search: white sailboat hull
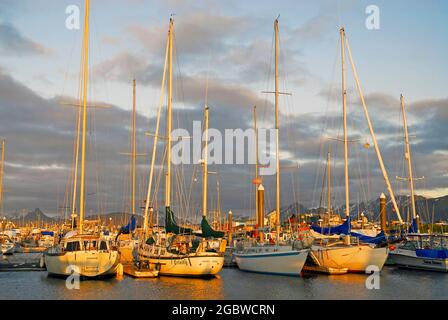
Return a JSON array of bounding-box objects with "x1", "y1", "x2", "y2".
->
[
  {"x1": 45, "y1": 251, "x2": 121, "y2": 278},
  {"x1": 388, "y1": 249, "x2": 448, "y2": 272},
  {"x1": 38, "y1": 238, "x2": 55, "y2": 249},
  {"x1": 310, "y1": 245, "x2": 388, "y2": 273},
  {"x1": 233, "y1": 247, "x2": 309, "y2": 276},
  {"x1": 140, "y1": 252, "x2": 224, "y2": 277},
  {"x1": 1, "y1": 243, "x2": 15, "y2": 255}
]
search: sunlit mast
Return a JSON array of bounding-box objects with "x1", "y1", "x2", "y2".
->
[
  {"x1": 400, "y1": 94, "x2": 418, "y2": 229},
  {"x1": 142, "y1": 23, "x2": 170, "y2": 237},
  {"x1": 342, "y1": 28, "x2": 404, "y2": 224},
  {"x1": 274, "y1": 18, "x2": 281, "y2": 244},
  {"x1": 202, "y1": 106, "x2": 209, "y2": 219},
  {"x1": 340, "y1": 28, "x2": 350, "y2": 218},
  {"x1": 0, "y1": 140, "x2": 5, "y2": 215},
  {"x1": 70, "y1": 106, "x2": 81, "y2": 229},
  {"x1": 327, "y1": 150, "x2": 331, "y2": 215},
  {"x1": 131, "y1": 79, "x2": 137, "y2": 216},
  {"x1": 166, "y1": 18, "x2": 174, "y2": 211},
  {"x1": 253, "y1": 105, "x2": 259, "y2": 230},
  {"x1": 78, "y1": 0, "x2": 90, "y2": 234}
]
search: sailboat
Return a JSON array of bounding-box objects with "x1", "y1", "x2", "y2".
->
[
  {"x1": 388, "y1": 96, "x2": 448, "y2": 272},
  {"x1": 200, "y1": 106, "x2": 226, "y2": 239},
  {"x1": 306, "y1": 152, "x2": 386, "y2": 274},
  {"x1": 0, "y1": 139, "x2": 16, "y2": 256},
  {"x1": 233, "y1": 18, "x2": 310, "y2": 277},
  {"x1": 138, "y1": 18, "x2": 226, "y2": 278},
  {"x1": 116, "y1": 79, "x2": 140, "y2": 264},
  {"x1": 44, "y1": 0, "x2": 121, "y2": 278},
  {"x1": 305, "y1": 28, "x2": 391, "y2": 274},
  {"x1": 0, "y1": 139, "x2": 4, "y2": 218}
]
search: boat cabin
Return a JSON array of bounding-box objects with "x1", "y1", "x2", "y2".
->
[
  {"x1": 405, "y1": 233, "x2": 448, "y2": 250},
  {"x1": 62, "y1": 235, "x2": 110, "y2": 252}
]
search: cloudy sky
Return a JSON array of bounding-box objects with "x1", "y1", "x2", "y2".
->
[{"x1": 0, "y1": 0, "x2": 447, "y2": 221}]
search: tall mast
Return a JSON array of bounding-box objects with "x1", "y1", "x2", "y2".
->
[
  {"x1": 70, "y1": 4, "x2": 88, "y2": 230},
  {"x1": 202, "y1": 106, "x2": 209, "y2": 218},
  {"x1": 253, "y1": 105, "x2": 259, "y2": 225},
  {"x1": 131, "y1": 79, "x2": 137, "y2": 215},
  {"x1": 274, "y1": 18, "x2": 281, "y2": 243},
  {"x1": 400, "y1": 95, "x2": 417, "y2": 221},
  {"x1": 344, "y1": 33, "x2": 403, "y2": 224},
  {"x1": 71, "y1": 107, "x2": 81, "y2": 229},
  {"x1": 340, "y1": 27, "x2": 350, "y2": 218},
  {"x1": 165, "y1": 18, "x2": 173, "y2": 208},
  {"x1": 327, "y1": 151, "x2": 331, "y2": 215},
  {"x1": 0, "y1": 140, "x2": 5, "y2": 215},
  {"x1": 216, "y1": 179, "x2": 221, "y2": 228},
  {"x1": 78, "y1": 0, "x2": 90, "y2": 234},
  {"x1": 143, "y1": 34, "x2": 169, "y2": 237}
]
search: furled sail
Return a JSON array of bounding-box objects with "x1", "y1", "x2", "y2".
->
[
  {"x1": 311, "y1": 216, "x2": 351, "y2": 235},
  {"x1": 350, "y1": 229, "x2": 387, "y2": 244},
  {"x1": 115, "y1": 215, "x2": 137, "y2": 239},
  {"x1": 200, "y1": 216, "x2": 225, "y2": 238},
  {"x1": 165, "y1": 207, "x2": 193, "y2": 234},
  {"x1": 408, "y1": 218, "x2": 419, "y2": 233},
  {"x1": 119, "y1": 215, "x2": 137, "y2": 234}
]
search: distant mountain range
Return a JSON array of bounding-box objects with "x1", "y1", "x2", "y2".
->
[
  {"x1": 7, "y1": 209, "x2": 145, "y2": 226},
  {"x1": 9, "y1": 208, "x2": 55, "y2": 224},
  {"x1": 5, "y1": 194, "x2": 448, "y2": 226},
  {"x1": 294, "y1": 194, "x2": 448, "y2": 223}
]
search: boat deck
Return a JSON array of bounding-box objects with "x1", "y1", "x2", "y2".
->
[
  {"x1": 123, "y1": 265, "x2": 159, "y2": 278},
  {"x1": 1, "y1": 253, "x2": 45, "y2": 272},
  {"x1": 302, "y1": 264, "x2": 348, "y2": 275}
]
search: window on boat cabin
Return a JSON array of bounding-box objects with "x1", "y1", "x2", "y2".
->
[
  {"x1": 65, "y1": 241, "x2": 81, "y2": 252},
  {"x1": 83, "y1": 240, "x2": 98, "y2": 250},
  {"x1": 99, "y1": 241, "x2": 108, "y2": 251},
  {"x1": 401, "y1": 241, "x2": 417, "y2": 250}
]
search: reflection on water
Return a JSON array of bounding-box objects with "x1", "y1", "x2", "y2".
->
[
  {"x1": 1, "y1": 254, "x2": 447, "y2": 300},
  {"x1": 156, "y1": 275, "x2": 225, "y2": 300}
]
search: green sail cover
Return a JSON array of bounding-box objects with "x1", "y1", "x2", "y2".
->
[
  {"x1": 165, "y1": 207, "x2": 193, "y2": 234},
  {"x1": 201, "y1": 216, "x2": 225, "y2": 238}
]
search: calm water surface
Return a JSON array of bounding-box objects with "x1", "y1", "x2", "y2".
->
[{"x1": 1, "y1": 253, "x2": 447, "y2": 300}]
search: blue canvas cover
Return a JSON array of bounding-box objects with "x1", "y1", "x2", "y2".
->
[
  {"x1": 120, "y1": 215, "x2": 137, "y2": 234},
  {"x1": 311, "y1": 216, "x2": 351, "y2": 235},
  {"x1": 408, "y1": 218, "x2": 419, "y2": 233},
  {"x1": 350, "y1": 230, "x2": 387, "y2": 244},
  {"x1": 415, "y1": 249, "x2": 448, "y2": 259}
]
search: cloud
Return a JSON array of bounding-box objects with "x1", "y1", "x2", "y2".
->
[
  {"x1": 92, "y1": 51, "x2": 276, "y2": 114},
  {"x1": 101, "y1": 36, "x2": 120, "y2": 46},
  {"x1": 128, "y1": 13, "x2": 248, "y2": 57},
  {"x1": 292, "y1": 14, "x2": 338, "y2": 43},
  {"x1": 92, "y1": 52, "x2": 151, "y2": 83},
  {"x1": 120, "y1": 12, "x2": 313, "y2": 86},
  {"x1": 0, "y1": 65, "x2": 446, "y2": 218},
  {"x1": 0, "y1": 23, "x2": 52, "y2": 56}
]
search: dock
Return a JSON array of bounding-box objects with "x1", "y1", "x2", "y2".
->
[
  {"x1": 16, "y1": 247, "x2": 47, "y2": 253},
  {"x1": 224, "y1": 248, "x2": 237, "y2": 268},
  {"x1": 1, "y1": 252, "x2": 45, "y2": 272},
  {"x1": 123, "y1": 263, "x2": 159, "y2": 278},
  {"x1": 0, "y1": 262, "x2": 45, "y2": 272},
  {"x1": 302, "y1": 264, "x2": 348, "y2": 275}
]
